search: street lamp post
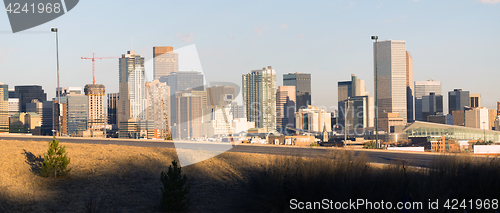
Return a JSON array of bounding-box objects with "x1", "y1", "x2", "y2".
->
[
  {"x1": 371, "y1": 35, "x2": 379, "y2": 148},
  {"x1": 51, "y1": 28, "x2": 61, "y2": 137}
]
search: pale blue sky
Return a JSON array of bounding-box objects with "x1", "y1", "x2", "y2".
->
[{"x1": 1, "y1": 0, "x2": 499, "y2": 112}]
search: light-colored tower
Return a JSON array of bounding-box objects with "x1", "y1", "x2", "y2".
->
[
  {"x1": 84, "y1": 84, "x2": 106, "y2": 135},
  {"x1": 374, "y1": 40, "x2": 408, "y2": 123},
  {"x1": 153, "y1": 46, "x2": 178, "y2": 80},
  {"x1": 470, "y1": 93, "x2": 481, "y2": 108},
  {"x1": 0, "y1": 85, "x2": 8, "y2": 133},
  {"x1": 242, "y1": 66, "x2": 276, "y2": 132},
  {"x1": 118, "y1": 50, "x2": 146, "y2": 138},
  {"x1": 276, "y1": 86, "x2": 296, "y2": 133},
  {"x1": 146, "y1": 79, "x2": 170, "y2": 138},
  {"x1": 406, "y1": 51, "x2": 414, "y2": 122}
]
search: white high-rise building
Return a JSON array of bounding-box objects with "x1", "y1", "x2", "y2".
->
[
  {"x1": 374, "y1": 40, "x2": 408, "y2": 123},
  {"x1": 118, "y1": 50, "x2": 147, "y2": 138},
  {"x1": 242, "y1": 66, "x2": 276, "y2": 132}
]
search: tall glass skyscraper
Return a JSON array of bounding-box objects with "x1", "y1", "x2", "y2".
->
[
  {"x1": 66, "y1": 94, "x2": 88, "y2": 136},
  {"x1": 414, "y1": 80, "x2": 442, "y2": 121},
  {"x1": 283, "y1": 73, "x2": 311, "y2": 111},
  {"x1": 448, "y1": 89, "x2": 470, "y2": 115},
  {"x1": 118, "y1": 50, "x2": 146, "y2": 138},
  {"x1": 242, "y1": 66, "x2": 276, "y2": 132},
  {"x1": 374, "y1": 40, "x2": 408, "y2": 123}
]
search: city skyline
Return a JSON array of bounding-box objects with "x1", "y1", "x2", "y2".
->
[{"x1": 1, "y1": 0, "x2": 499, "y2": 112}]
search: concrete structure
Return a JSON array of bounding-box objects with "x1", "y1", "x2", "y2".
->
[
  {"x1": 338, "y1": 74, "x2": 374, "y2": 130},
  {"x1": 84, "y1": 84, "x2": 106, "y2": 135},
  {"x1": 242, "y1": 66, "x2": 276, "y2": 133},
  {"x1": 283, "y1": 73, "x2": 311, "y2": 111},
  {"x1": 489, "y1": 109, "x2": 497, "y2": 131},
  {"x1": 26, "y1": 100, "x2": 54, "y2": 135},
  {"x1": 421, "y1": 92, "x2": 443, "y2": 121},
  {"x1": 230, "y1": 103, "x2": 245, "y2": 119},
  {"x1": 495, "y1": 116, "x2": 500, "y2": 131},
  {"x1": 14, "y1": 85, "x2": 47, "y2": 112},
  {"x1": 174, "y1": 90, "x2": 206, "y2": 139},
  {"x1": 470, "y1": 93, "x2": 481, "y2": 108},
  {"x1": 426, "y1": 114, "x2": 450, "y2": 125},
  {"x1": 9, "y1": 112, "x2": 28, "y2": 133},
  {"x1": 232, "y1": 118, "x2": 255, "y2": 135},
  {"x1": 374, "y1": 40, "x2": 408, "y2": 123},
  {"x1": 146, "y1": 79, "x2": 170, "y2": 138},
  {"x1": 379, "y1": 112, "x2": 404, "y2": 133},
  {"x1": 474, "y1": 145, "x2": 500, "y2": 155},
  {"x1": 207, "y1": 85, "x2": 235, "y2": 108},
  {"x1": 295, "y1": 106, "x2": 331, "y2": 133},
  {"x1": 0, "y1": 86, "x2": 8, "y2": 133},
  {"x1": 276, "y1": 86, "x2": 296, "y2": 134},
  {"x1": 464, "y1": 107, "x2": 489, "y2": 130},
  {"x1": 160, "y1": 71, "x2": 204, "y2": 126},
  {"x1": 448, "y1": 89, "x2": 470, "y2": 115},
  {"x1": 118, "y1": 50, "x2": 147, "y2": 138},
  {"x1": 153, "y1": 46, "x2": 178, "y2": 80},
  {"x1": 8, "y1": 98, "x2": 19, "y2": 117},
  {"x1": 66, "y1": 94, "x2": 88, "y2": 136},
  {"x1": 202, "y1": 107, "x2": 233, "y2": 138},
  {"x1": 414, "y1": 80, "x2": 441, "y2": 121},
  {"x1": 406, "y1": 51, "x2": 414, "y2": 122}
]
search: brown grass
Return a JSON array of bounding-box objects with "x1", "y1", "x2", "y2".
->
[
  {"x1": 2, "y1": 140, "x2": 499, "y2": 212},
  {"x1": 0, "y1": 140, "x2": 274, "y2": 212}
]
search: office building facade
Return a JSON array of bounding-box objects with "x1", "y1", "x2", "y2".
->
[
  {"x1": 295, "y1": 106, "x2": 331, "y2": 133},
  {"x1": 283, "y1": 73, "x2": 311, "y2": 111},
  {"x1": 84, "y1": 84, "x2": 106, "y2": 133},
  {"x1": 374, "y1": 40, "x2": 408, "y2": 123},
  {"x1": 14, "y1": 85, "x2": 47, "y2": 112},
  {"x1": 107, "y1": 93, "x2": 119, "y2": 125},
  {"x1": 276, "y1": 86, "x2": 296, "y2": 133},
  {"x1": 242, "y1": 66, "x2": 277, "y2": 132},
  {"x1": 406, "y1": 51, "x2": 414, "y2": 122},
  {"x1": 470, "y1": 94, "x2": 481, "y2": 108},
  {"x1": 0, "y1": 86, "x2": 7, "y2": 133},
  {"x1": 414, "y1": 80, "x2": 441, "y2": 121},
  {"x1": 153, "y1": 46, "x2": 178, "y2": 80},
  {"x1": 146, "y1": 79, "x2": 170, "y2": 138},
  {"x1": 118, "y1": 50, "x2": 147, "y2": 138},
  {"x1": 338, "y1": 74, "x2": 374, "y2": 129},
  {"x1": 66, "y1": 94, "x2": 88, "y2": 136},
  {"x1": 421, "y1": 92, "x2": 443, "y2": 121},
  {"x1": 448, "y1": 89, "x2": 470, "y2": 115}
]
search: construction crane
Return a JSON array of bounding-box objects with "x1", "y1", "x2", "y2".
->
[
  {"x1": 81, "y1": 53, "x2": 120, "y2": 84},
  {"x1": 161, "y1": 99, "x2": 172, "y2": 140}
]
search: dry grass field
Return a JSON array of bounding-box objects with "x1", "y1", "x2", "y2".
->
[
  {"x1": 1, "y1": 139, "x2": 500, "y2": 213},
  {"x1": 0, "y1": 140, "x2": 272, "y2": 212}
]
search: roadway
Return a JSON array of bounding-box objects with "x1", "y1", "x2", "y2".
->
[{"x1": 0, "y1": 134, "x2": 447, "y2": 168}]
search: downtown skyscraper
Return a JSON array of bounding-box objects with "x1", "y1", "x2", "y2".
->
[
  {"x1": 283, "y1": 73, "x2": 311, "y2": 111},
  {"x1": 242, "y1": 66, "x2": 276, "y2": 132},
  {"x1": 153, "y1": 46, "x2": 178, "y2": 80},
  {"x1": 374, "y1": 40, "x2": 408, "y2": 123},
  {"x1": 118, "y1": 50, "x2": 147, "y2": 138},
  {"x1": 414, "y1": 80, "x2": 442, "y2": 121}
]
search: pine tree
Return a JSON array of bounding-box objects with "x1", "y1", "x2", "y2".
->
[
  {"x1": 41, "y1": 136, "x2": 71, "y2": 178},
  {"x1": 160, "y1": 160, "x2": 190, "y2": 212}
]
